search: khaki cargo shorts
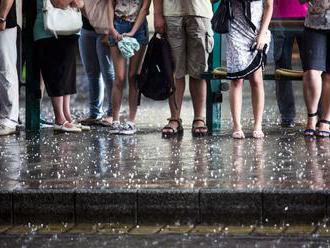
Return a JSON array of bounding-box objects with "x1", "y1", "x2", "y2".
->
[{"x1": 165, "y1": 16, "x2": 214, "y2": 80}]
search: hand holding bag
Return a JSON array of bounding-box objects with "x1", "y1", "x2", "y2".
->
[
  {"x1": 211, "y1": 0, "x2": 233, "y2": 34},
  {"x1": 83, "y1": 0, "x2": 112, "y2": 34},
  {"x1": 43, "y1": 0, "x2": 83, "y2": 38}
]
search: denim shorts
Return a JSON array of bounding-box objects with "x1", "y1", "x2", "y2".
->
[{"x1": 109, "y1": 17, "x2": 149, "y2": 46}]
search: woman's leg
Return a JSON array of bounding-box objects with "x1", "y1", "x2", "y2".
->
[
  {"x1": 229, "y1": 79, "x2": 244, "y2": 133},
  {"x1": 110, "y1": 46, "x2": 127, "y2": 122},
  {"x1": 319, "y1": 73, "x2": 330, "y2": 132},
  {"x1": 127, "y1": 45, "x2": 147, "y2": 122},
  {"x1": 63, "y1": 95, "x2": 72, "y2": 122},
  {"x1": 249, "y1": 68, "x2": 265, "y2": 133},
  {"x1": 303, "y1": 70, "x2": 323, "y2": 131},
  {"x1": 79, "y1": 29, "x2": 103, "y2": 120},
  {"x1": 51, "y1": 96, "x2": 72, "y2": 127}
]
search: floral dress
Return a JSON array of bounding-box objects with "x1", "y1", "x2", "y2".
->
[{"x1": 226, "y1": 0, "x2": 271, "y2": 79}]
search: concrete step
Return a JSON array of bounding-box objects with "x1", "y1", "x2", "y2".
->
[{"x1": 0, "y1": 188, "x2": 328, "y2": 225}]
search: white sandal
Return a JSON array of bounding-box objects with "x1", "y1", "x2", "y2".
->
[
  {"x1": 54, "y1": 121, "x2": 82, "y2": 133},
  {"x1": 252, "y1": 130, "x2": 265, "y2": 139},
  {"x1": 70, "y1": 120, "x2": 91, "y2": 131},
  {"x1": 232, "y1": 130, "x2": 245, "y2": 139}
]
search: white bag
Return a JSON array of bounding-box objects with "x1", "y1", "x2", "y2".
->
[{"x1": 43, "y1": 0, "x2": 83, "y2": 38}]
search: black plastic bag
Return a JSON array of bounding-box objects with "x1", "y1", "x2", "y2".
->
[
  {"x1": 137, "y1": 33, "x2": 175, "y2": 102},
  {"x1": 211, "y1": 0, "x2": 233, "y2": 34}
]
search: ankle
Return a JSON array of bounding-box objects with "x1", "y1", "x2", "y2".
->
[{"x1": 233, "y1": 124, "x2": 242, "y2": 132}]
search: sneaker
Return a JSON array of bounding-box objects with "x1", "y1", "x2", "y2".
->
[
  {"x1": 80, "y1": 117, "x2": 101, "y2": 126},
  {"x1": 281, "y1": 119, "x2": 295, "y2": 128},
  {"x1": 0, "y1": 125, "x2": 18, "y2": 136},
  {"x1": 119, "y1": 122, "x2": 137, "y2": 135},
  {"x1": 109, "y1": 121, "x2": 121, "y2": 134}
]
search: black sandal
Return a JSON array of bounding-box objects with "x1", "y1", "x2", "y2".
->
[
  {"x1": 192, "y1": 118, "x2": 208, "y2": 137},
  {"x1": 162, "y1": 118, "x2": 183, "y2": 138},
  {"x1": 304, "y1": 112, "x2": 318, "y2": 137},
  {"x1": 315, "y1": 120, "x2": 330, "y2": 138}
]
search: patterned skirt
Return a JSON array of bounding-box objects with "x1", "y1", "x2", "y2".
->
[{"x1": 225, "y1": 0, "x2": 271, "y2": 79}]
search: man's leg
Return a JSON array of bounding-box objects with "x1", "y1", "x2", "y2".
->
[
  {"x1": 189, "y1": 77, "x2": 207, "y2": 131},
  {"x1": 274, "y1": 31, "x2": 296, "y2": 126},
  {"x1": 186, "y1": 16, "x2": 213, "y2": 133},
  {"x1": 0, "y1": 27, "x2": 19, "y2": 132},
  {"x1": 163, "y1": 16, "x2": 186, "y2": 134}
]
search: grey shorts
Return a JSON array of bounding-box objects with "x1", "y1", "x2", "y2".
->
[
  {"x1": 301, "y1": 27, "x2": 330, "y2": 73},
  {"x1": 165, "y1": 16, "x2": 214, "y2": 80}
]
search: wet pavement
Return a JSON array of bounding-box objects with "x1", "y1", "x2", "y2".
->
[
  {"x1": 1, "y1": 234, "x2": 330, "y2": 248},
  {"x1": 3, "y1": 80, "x2": 330, "y2": 225},
  {"x1": 4, "y1": 81, "x2": 328, "y2": 191}
]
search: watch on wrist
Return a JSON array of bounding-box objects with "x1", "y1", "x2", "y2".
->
[{"x1": 0, "y1": 17, "x2": 6, "y2": 23}]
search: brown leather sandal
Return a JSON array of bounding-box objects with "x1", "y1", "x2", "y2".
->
[
  {"x1": 162, "y1": 118, "x2": 184, "y2": 139},
  {"x1": 192, "y1": 118, "x2": 208, "y2": 137}
]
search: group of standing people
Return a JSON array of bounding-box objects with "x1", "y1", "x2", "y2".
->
[{"x1": 0, "y1": 0, "x2": 330, "y2": 139}]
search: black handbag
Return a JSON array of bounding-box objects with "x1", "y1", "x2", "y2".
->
[{"x1": 211, "y1": 0, "x2": 233, "y2": 34}]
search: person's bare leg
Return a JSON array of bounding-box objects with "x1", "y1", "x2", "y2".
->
[
  {"x1": 51, "y1": 96, "x2": 74, "y2": 128},
  {"x1": 303, "y1": 69, "x2": 322, "y2": 132},
  {"x1": 189, "y1": 77, "x2": 207, "y2": 133},
  {"x1": 163, "y1": 77, "x2": 186, "y2": 134},
  {"x1": 229, "y1": 78, "x2": 244, "y2": 137},
  {"x1": 127, "y1": 45, "x2": 147, "y2": 122},
  {"x1": 63, "y1": 95, "x2": 72, "y2": 122},
  {"x1": 249, "y1": 68, "x2": 264, "y2": 138},
  {"x1": 319, "y1": 73, "x2": 330, "y2": 135},
  {"x1": 110, "y1": 46, "x2": 127, "y2": 122}
]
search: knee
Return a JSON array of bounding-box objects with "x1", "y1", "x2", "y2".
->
[
  {"x1": 128, "y1": 72, "x2": 137, "y2": 84},
  {"x1": 250, "y1": 79, "x2": 263, "y2": 89},
  {"x1": 114, "y1": 76, "x2": 125, "y2": 91},
  {"x1": 304, "y1": 70, "x2": 322, "y2": 83},
  {"x1": 231, "y1": 79, "x2": 243, "y2": 88}
]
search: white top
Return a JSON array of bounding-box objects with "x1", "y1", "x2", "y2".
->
[{"x1": 163, "y1": 0, "x2": 213, "y2": 19}]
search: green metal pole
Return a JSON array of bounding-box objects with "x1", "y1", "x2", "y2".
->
[
  {"x1": 24, "y1": 0, "x2": 40, "y2": 131},
  {"x1": 206, "y1": 1, "x2": 222, "y2": 134}
]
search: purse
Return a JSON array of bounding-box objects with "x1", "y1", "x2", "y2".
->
[
  {"x1": 43, "y1": 0, "x2": 83, "y2": 38},
  {"x1": 83, "y1": 0, "x2": 112, "y2": 34},
  {"x1": 211, "y1": 0, "x2": 233, "y2": 34}
]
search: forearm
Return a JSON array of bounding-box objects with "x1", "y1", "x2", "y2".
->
[
  {"x1": 0, "y1": 0, "x2": 14, "y2": 19},
  {"x1": 130, "y1": 0, "x2": 151, "y2": 34},
  {"x1": 153, "y1": 0, "x2": 163, "y2": 16},
  {"x1": 259, "y1": 0, "x2": 273, "y2": 35},
  {"x1": 109, "y1": 0, "x2": 115, "y2": 30}
]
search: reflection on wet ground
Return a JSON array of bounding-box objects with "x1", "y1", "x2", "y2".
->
[
  {"x1": 1, "y1": 125, "x2": 330, "y2": 191},
  {"x1": 4, "y1": 81, "x2": 329, "y2": 191}
]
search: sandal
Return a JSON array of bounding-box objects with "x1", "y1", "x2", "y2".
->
[
  {"x1": 162, "y1": 118, "x2": 183, "y2": 138},
  {"x1": 54, "y1": 121, "x2": 82, "y2": 133},
  {"x1": 315, "y1": 120, "x2": 330, "y2": 138},
  {"x1": 232, "y1": 130, "x2": 245, "y2": 139},
  {"x1": 304, "y1": 112, "x2": 318, "y2": 136},
  {"x1": 192, "y1": 118, "x2": 208, "y2": 137}
]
